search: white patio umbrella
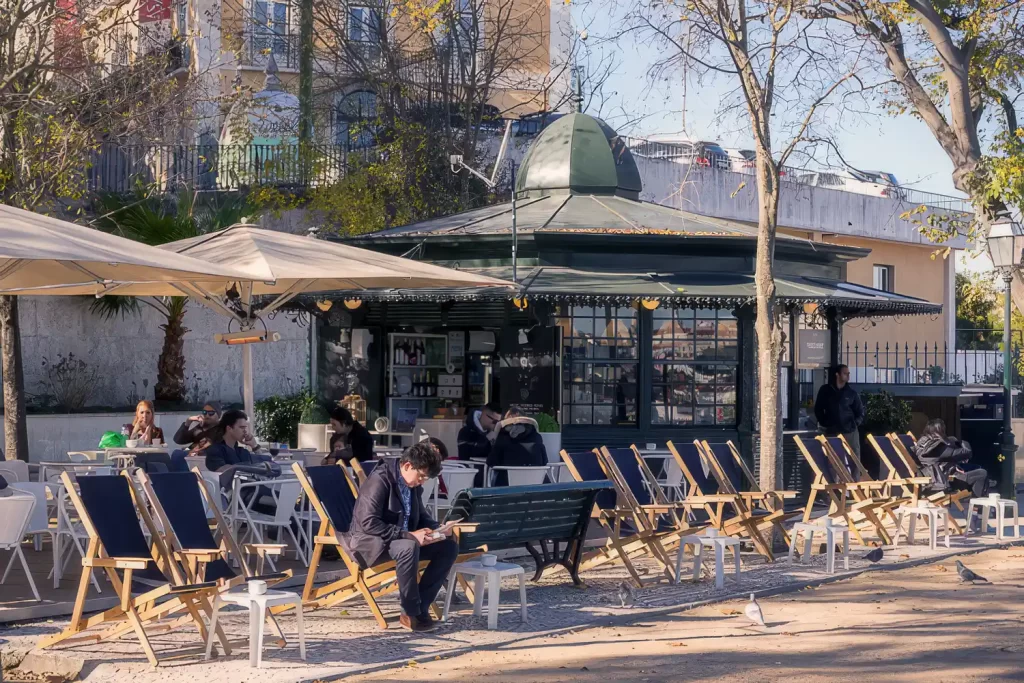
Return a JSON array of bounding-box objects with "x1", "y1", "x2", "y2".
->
[
  {"x1": 0, "y1": 204, "x2": 255, "y2": 292},
  {"x1": 15, "y1": 224, "x2": 517, "y2": 416}
]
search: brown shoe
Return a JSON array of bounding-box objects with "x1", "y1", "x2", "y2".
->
[{"x1": 399, "y1": 614, "x2": 435, "y2": 632}]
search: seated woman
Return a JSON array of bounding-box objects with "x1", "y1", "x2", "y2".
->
[
  {"x1": 915, "y1": 418, "x2": 990, "y2": 498},
  {"x1": 326, "y1": 405, "x2": 375, "y2": 464},
  {"x1": 486, "y1": 407, "x2": 548, "y2": 486},
  {"x1": 127, "y1": 400, "x2": 164, "y2": 445}
]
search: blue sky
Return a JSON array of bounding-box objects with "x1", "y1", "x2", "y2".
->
[{"x1": 574, "y1": 6, "x2": 963, "y2": 198}]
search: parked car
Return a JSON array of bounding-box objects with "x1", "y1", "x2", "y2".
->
[
  {"x1": 794, "y1": 168, "x2": 905, "y2": 199},
  {"x1": 631, "y1": 137, "x2": 730, "y2": 170}
]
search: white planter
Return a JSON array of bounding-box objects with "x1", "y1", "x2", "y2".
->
[
  {"x1": 540, "y1": 432, "x2": 562, "y2": 463},
  {"x1": 297, "y1": 423, "x2": 330, "y2": 452}
]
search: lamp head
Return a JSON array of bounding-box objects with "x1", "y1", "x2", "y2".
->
[{"x1": 986, "y1": 216, "x2": 1024, "y2": 271}]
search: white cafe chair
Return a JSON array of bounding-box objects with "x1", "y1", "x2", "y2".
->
[
  {"x1": 490, "y1": 465, "x2": 550, "y2": 487},
  {"x1": 0, "y1": 491, "x2": 42, "y2": 601},
  {"x1": 438, "y1": 466, "x2": 478, "y2": 514}
]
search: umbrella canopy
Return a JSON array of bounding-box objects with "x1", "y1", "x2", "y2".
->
[{"x1": 0, "y1": 204, "x2": 254, "y2": 294}]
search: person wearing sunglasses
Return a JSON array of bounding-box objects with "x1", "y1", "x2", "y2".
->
[{"x1": 168, "y1": 401, "x2": 222, "y2": 472}]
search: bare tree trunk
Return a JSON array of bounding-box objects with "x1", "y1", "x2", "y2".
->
[
  {"x1": 753, "y1": 157, "x2": 784, "y2": 494},
  {"x1": 0, "y1": 295, "x2": 28, "y2": 461}
]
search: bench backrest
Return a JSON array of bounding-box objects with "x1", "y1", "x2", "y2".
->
[{"x1": 443, "y1": 482, "x2": 613, "y2": 553}]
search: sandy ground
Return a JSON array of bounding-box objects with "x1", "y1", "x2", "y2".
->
[{"x1": 346, "y1": 547, "x2": 1024, "y2": 683}]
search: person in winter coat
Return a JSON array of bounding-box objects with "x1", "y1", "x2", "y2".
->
[
  {"x1": 915, "y1": 418, "x2": 990, "y2": 497},
  {"x1": 457, "y1": 403, "x2": 501, "y2": 462},
  {"x1": 487, "y1": 407, "x2": 548, "y2": 486},
  {"x1": 341, "y1": 441, "x2": 457, "y2": 632}
]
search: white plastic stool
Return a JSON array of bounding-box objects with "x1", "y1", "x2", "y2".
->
[
  {"x1": 204, "y1": 589, "x2": 305, "y2": 668},
  {"x1": 894, "y1": 503, "x2": 950, "y2": 550},
  {"x1": 788, "y1": 520, "x2": 850, "y2": 574},
  {"x1": 442, "y1": 560, "x2": 527, "y2": 630},
  {"x1": 966, "y1": 495, "x2": 1020, "y2": 540},
  {"x1": 674, "y1": 529, "x2": 742, "y2": 589}
]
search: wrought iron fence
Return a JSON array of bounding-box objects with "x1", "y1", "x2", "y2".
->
[
  {"x1": 840, "y1": 336, "x2": 1023, "y2": 386},
  {"x1": 87, "y1": 143, "x2": 351, "y2": 194}
]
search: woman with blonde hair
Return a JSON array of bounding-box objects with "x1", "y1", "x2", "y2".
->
[{"x1": 128, "y1": 400, "x2": 164, "y2": 445}]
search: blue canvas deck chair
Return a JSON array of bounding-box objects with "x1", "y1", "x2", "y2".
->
[
  {"x1": 560, "y1": 449, "x2": 671, "y2": 587},
  {"x1": 137, "y1": 470, "x2": 293, "y2": 588},
  {"x1": 697, "y1": 440, "x2": 801, "y2": 546},
  {"x1": 886, "y1": 432, "x2": 971, "y2": 520},
  {"x1": 793, "y1": 435, "x2": 892, "y2": 545},
  {"x1": 292, "y1": 462, "x2": 437, "y2": 628},
  {"x1": 350, "y1": 458, "x2": 380, "y2": 488},
  {"x1": 37, "y1": 472, "x2": 225, "y2": 667}
]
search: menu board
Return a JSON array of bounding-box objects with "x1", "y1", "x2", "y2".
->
[{"x1": 498, "y1": 327, "x2": 558, "y2": 415}]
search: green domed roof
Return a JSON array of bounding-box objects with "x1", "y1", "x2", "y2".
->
[{"x1": 514, "y1": 113, "x2": 643, "y2": 200}]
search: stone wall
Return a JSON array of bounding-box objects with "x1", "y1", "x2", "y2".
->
[{"x1": 3, "y1": 296, "x2": 310, "y2": 414}]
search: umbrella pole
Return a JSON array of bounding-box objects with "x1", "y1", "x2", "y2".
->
[{"x1": 242, "y1": 342, "x2": 255, "y2": 419}]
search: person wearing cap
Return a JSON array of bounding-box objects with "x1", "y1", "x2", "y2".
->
[{"x1": 168, "y1": 401, "x2": 222, "y2": 472}]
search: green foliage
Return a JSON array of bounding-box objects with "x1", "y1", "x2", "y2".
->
[
  {"x1": 861, "y1": 390, "x2": 913, "y2": 436},
  {"x1": 532, "y1": 412, "x2": 560, "y2": 433},
  {"x1": 956, "y1": 272, "x2": 1000, "y2": 348},
  {"x1": 307, "y1": 120, "x2": 485, "y2": 237},
  {"x1": 299, "y1": 400, "x2": 331, "y2": 424},
  {"x1": 254, "y1": 392, "x2": 317, "y2": 446}
]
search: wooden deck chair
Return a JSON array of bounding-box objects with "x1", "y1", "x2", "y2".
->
[
  {"x1": 666, "y1": 440, "x2": 776, "y2": 560},
  {"x1": 865, "y1": 434, "x2": 933, "y2": 504},
  {"x1": 350, "y1": 458, "x2": 380, "y2": 488},
  {"x1": 820, "y1": 435, "x2": 906, "y2": 525},
  {"x1": 38, "y1": 472, "x2": 225, "y2": 667},
  {"x1": 138, "y1": 470, "x2": 294, "y2": 586},
  {"x1": 597, "y1": 447, "x2": 689, "y2": 581},
  {"x1": 559, "y1": 449, "x2": 663, "y2": 587},
  {"x1": 793, "y1": 435, "x2": 892, "y2": 545},
  {"x1": 887, "y1": 432, "x2": 972, "y2": 519},
  {"x1": 697, "y1": 440, "x2": 801, "y2": 546},
  {"x1": 292, "y1": 462, "x2": 437, "y2": 628}
]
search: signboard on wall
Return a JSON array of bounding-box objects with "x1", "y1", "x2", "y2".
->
[
  {"x1": 498, "y1": 327, "x2": 558, "y2": 415},
  {"x1": 797, "y1": 329, "x2": 830, "y2": 368}
]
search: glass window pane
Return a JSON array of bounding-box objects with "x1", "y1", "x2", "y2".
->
[
  {"x1": 718, "y1": 406, "x2": 737, "y2": 424},
  {"x1": 695, "y1": 407, "x2": 715, "y2": 425},
  {"x1": 717, "y1": 319, "x2": 738, "y2": 339},
  {"x1": 717, "y1": 340, "x2": 738, "y2": 361},
  {"x1": 570, "y1": 405, "x2": 592, "y2": 425}
]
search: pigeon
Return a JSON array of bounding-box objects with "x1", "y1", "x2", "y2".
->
[
  {"x1": 618, "y1": 581, "x2": 636, "y2": 608},
  {"x1": 955, "y1": 560, "x2": 988, "y2": 583},
  {"x1": 744, "y1": 593, "x2": 766, "y2": 627},
  {"x1": 864, "y1": 547, "x2": 884, "y2": 563}
]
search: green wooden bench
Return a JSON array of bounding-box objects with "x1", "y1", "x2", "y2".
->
[{"x1": 443, "y1": 481, "x2": 613, "y2": 586}]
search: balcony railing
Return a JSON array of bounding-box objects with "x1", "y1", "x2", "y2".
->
[
  {"x1": 239, "y1": 31, "x2": 300, "y2": 70},
  {"x1": 624, "y1": 136, "x2": 974, "y2": 214},
  {"x1": 88, "y1": 143, "x2": 350, "y2": 193},
  {"x1": 840, "y1": 335, "x2": 1023, "y2": 386}
]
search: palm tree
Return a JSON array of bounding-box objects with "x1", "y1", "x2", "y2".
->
[{"x1": 91, "y1": 190, "x2": 253, "y2": 403}]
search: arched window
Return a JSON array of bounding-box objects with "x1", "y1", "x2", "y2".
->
[{"x1": 334, "y1": 90, "x2": 378, "y2": 150}]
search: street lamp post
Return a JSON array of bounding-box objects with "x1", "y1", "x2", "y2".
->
[{"x1": 986, "y1": 216, "x2": 1024, "y2": 497}]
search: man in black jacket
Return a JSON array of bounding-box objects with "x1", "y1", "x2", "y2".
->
[
  {"x1": 457, "y1": 403, "x2": 501, "y2": 462},
  {"x1": 342, "y1": 441, "x2": 457, "y2": 631},
  {"x1": 814, "y1": 364, "x2": 865, "y2": 458}
]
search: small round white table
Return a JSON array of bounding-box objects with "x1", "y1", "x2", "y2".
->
[
  {"x1": 966, "y1": 496, "x2": 1020, "y2": 540},
  {"x1": 442, "y1": 560, "x2": 527, "y2": 630},
  {"x1": 894, "y1": 503, "x2": 950, "y2": 550},
  {"x1": 204, "y1": 589, "x2": 305, "y2": 668},
  {"x1": 788, "y1": 520, "x2": 850, "y2": 574},
  {"x1": 675, "y1": 531, "x2": 742, "y2": 589}
]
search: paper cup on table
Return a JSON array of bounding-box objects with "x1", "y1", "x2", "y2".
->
[
  {"x1": 248, "y1": 579, "x2": 268, "y2": 596},
  {"x1": 480, "y1": 553, "x2": 497, "y2": 567},
  {"x1": 151, "y1": 438, "x2": 162, "y2": 447}
]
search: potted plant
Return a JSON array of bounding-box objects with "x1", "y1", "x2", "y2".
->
[
  {"x1": 297, "y1": 398, "x2": 331, "y2": 453},
  {"x1": 533, "y1": 412, "x2": 561, "y2": 463}
]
